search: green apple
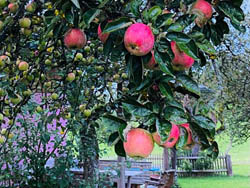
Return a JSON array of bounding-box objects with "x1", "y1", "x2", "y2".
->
[
  {"x1": 84, "y1": 109, "x2": 92, "y2": 117},
  {"x1": 10, "y1": 95, "x2": 22, "y2": 105},
  {"x1": 19, "y1": 17, "x2": 31, "y2": 28},
  {"x1": 36, "y1": 106, "x2": 43, "y2": 113},
  {"x1": 1, "y1": 128, "x2": 6, "y2": 135},
  {"x1": 121, "y1": 73, "x2": 128, "y2": 79},
  {"x1": 23, "y1": 89, "x2": 32, "y2": 96},
  {"x1": 0, "y1": 113, "x2": 3, "y2": 121},
  {"x1": 8, "y1": 132, "x2": 14, "y2": 139},
  {"x1": 0, "y1": 136, "x2": 5, "y2": 144},
  {"x1": 79, "y1": 104, "x2": 86, "y2": 112},
  {"x1": 51, "y1": 93, "x2": 59, "y2": 100},
  {"x1": 75, "y1": 53, "x2": 83, "y2": 61}
]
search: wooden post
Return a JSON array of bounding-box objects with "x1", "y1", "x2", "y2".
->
[
  {"x1": 163, "y1": 148, "x2": 169, "y2": 170},
  {"x1": 225, "y1": 155, "x2": 233, "y2": 176},
  {"x1": 118, "y1": 156, "x2": 126, "y2": 188}
]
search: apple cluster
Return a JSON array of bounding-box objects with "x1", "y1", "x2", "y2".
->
[{"x1": 123, "y1": 123, "x2": 194, "y2": 159}]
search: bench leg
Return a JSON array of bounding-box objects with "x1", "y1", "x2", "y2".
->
[{"x1": 127, "y1": 176, "x2": 131, "y2": 188}]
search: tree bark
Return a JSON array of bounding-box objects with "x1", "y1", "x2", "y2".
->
[{"x1": 80, "y1": 125, "x2": 99, "y2": 185}]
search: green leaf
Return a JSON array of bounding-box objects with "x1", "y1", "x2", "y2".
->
[
  {"x1": 103, "y1": 17, "x2": 132, "y2": 33},
  {"x1": 83, "y1": 9, "x2": 101, "y2": 26},
  {"x1": 166, "y1": 32, "x2": 191, "y2": 43},
  {"x1": 99, "y1": 115, "x2": 127, "y2": 133},
  {"x1": 108, "y1": 132, "x2": 120, "y2": 146},
  {"x1": 155, "y1": 13, "x2": 174, "y2": 28},
  {"x1": 159, "y1": 82, "x2": 173, "y2": 100},
  {"x1": 174, "y1": 14, "x2": 196, "y2": 30},
  {"x1": 122, "y1": 102, "x2": 152, "y2": 118},
  {"x1": 207, "y1": 141, "x2": 219, "y2": 159},
  {"x1": 115, "y1": 139, "x2": 126, "y2": 157},
  {"x1": 130, "y1": 0, "x2": 143, "y2": 17},
  {"x1": 177, "y1": 74, "x2": 201, "y2": 96},
  {"x1": 148, "y1": 6, "x2": 162, "y2": 22},
  {"x1": 154, "y1": 51, "x2": 173, "y2": 76},
  {"x1": 163, "y1": 106, "x2": 186, "y2": 123},
  {"x1": 189, "y1": 31, "x2": 216, "y2": 55},
  {"x1": 167, "y1": 22, "x2": 183, "y2": 32},
  {"x1": 70, "y1": 0, "x2": 80, "y2": 9},
  {"x1": 218, "y1": 2, "x2": 245, "y2": 32},
  {"x1": 156, "y1": 118, "x2": 172, "y2": 141},
  {"x1": 176, "y1": 41, "x2": 199, "y2": 60},
  {"x1": 193, "y1": 115, "x2": 216, "y2": 130}
]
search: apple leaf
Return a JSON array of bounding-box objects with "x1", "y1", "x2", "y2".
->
[
  {"x1": 193, "y1": 115, "x2": 216, "y2": 130},
  {"x1": 108, "y1": 132, "x2": 120, "y2": 146},
  {"x1": 177, "y1": 74, "x2": 201, "y2": 96},
  {"x1": 83, "y1": 9, "x2": 101, "y2": 26},
  {"x1": 115, "y1": 139, "x2": 126, "y2": 157},
  {"x1": 103, "y1": 17, "x2": 132, "y2": 33},
  {"x1": 70, "y1": 0, "x2": 80, "y2": 9}
]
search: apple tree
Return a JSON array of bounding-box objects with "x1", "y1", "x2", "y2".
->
[{"x1": 0, "y1": 0, "x2": 246, "y2": 186}]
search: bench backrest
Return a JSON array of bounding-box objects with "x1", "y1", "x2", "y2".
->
[{"x1": 99, "y1": 160, "x2": 152, "y2": 171}]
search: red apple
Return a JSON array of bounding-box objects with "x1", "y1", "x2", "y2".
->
[
  {"x1": 180, "y1": 123, "x2": 194, "y2": 149},
  {"x1": 165, "y1": 123, "x2": 180, "y2": 148},
  {"x1": 98, "y1": 23, "x2": 110, "y2": 43},
  {"x1": 170, "y1": 41, "x2": 194, "y2": 71},
  {"x1": 124, "y1": 23, "x2": 155, "y2": 56},
  {"x1": 18, "y1": 61, "x2": 29, "y2": 71},
  {"x1": 64, "y1": 28, "x2": 87, "y2": 49},
  {"x1": 124, "y1": 128, "x2": 154, "y2": 158},
  {"x1": 191, "y1": 0, "x2": 213, "y2": 27},
  {"x1": 144, "y1": 51, "x2": 159, "y2": 70},
  {"x1": 8, "y1": 3, "x2": 18, "y2": 13}
]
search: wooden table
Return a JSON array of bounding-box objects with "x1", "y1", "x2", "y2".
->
[{"x1": 100, "y1": 169, "x2": 145, "y2": 188}]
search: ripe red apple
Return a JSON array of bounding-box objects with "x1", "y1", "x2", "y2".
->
[
  {"x1": 64, "y1": 28, "x2": 87, "y2": 49},
  {"x1": 124, "y1": 23, "x2": 155, "y2": 56},
  {"x1": 165, "y1": 123, "x2": 180, "y2": 148},
  {"x1": 144, "y1": 51, "x2": 159, "y2": 70},
  {"x1": 8, "y1": 3, "x2": 18, "y2": 13},
  {"x1": 98, "y1": 23, "x2": 110, "y2": 43},
  {"x1": 152, "y1": 132, "x2": 168, "y2": 148},
  {"x1": 170, "y1": 41, "x2": 194, "y2": 71},
  {"x1": 26, "y1": 1, "x2": 36, "y2": 13},
  {"x1": 19, "y1": 17, "x2": 31, "y2": 28},
  {"x1": 180, "y1": 123, "x2": 194, "y2": 149},
  {"x1": 191, "y1": 0, "x2": 213, "y2": 27},
  {"x1": 123, "y1": 128, "x2": 154, "y2": 158},
  {"x1": 18, "y1": 61, "x2": 29, "y2": 71}
]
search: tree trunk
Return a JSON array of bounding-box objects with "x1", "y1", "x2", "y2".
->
[{"x1": 80, "y1": 125, "x2": 99, "y2": 185}]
